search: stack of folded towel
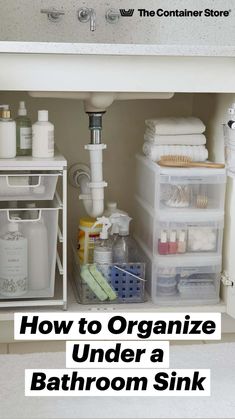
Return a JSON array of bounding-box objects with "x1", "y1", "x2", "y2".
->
[{"x1": 143, "y1": 117, "x2": 208, "y2": 161}]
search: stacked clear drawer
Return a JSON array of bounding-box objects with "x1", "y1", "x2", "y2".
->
[{"x1": 134, "y1": 155, "x2": 227, "y2": 305}]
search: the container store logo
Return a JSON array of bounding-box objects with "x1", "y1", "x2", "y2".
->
[
  {"x1": 119, "y1": 9, "x2": 232, "y2": 18},
  {"x1": 119, "y1": 9, "x2": 135, "y2": 17}
]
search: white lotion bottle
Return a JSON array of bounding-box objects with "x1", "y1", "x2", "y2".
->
[
  {"x1": 32, "y1": 110, "x2": 54, "y2": 158},
  {"x1": 0, "y1": 222, "x2": 28, "y2": 297},
  {"x1": 23, "y1": 205, "x2": 50, "y2": 291},
  {"x1": 0, "y1": 105, "x2": 16, "y2": 158}
]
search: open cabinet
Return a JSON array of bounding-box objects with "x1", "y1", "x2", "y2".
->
[{"x1": 0, "y1": 89, "x2": 235, "y2": 326}]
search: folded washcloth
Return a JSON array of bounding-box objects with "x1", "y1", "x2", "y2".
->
[
  {"x1": 144, "y1": 130, "x2": 206, "y2": 146},
  {"x1": 143, "y1": 143, "x2": 208, "y2": 162},
  {"x1": 145, "y1": 117, "x2": 206, "y2": 135}
]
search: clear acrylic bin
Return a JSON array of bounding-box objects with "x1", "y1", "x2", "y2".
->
[
  {"x1": 0, "y1": 207, "x2": 59, "y2": 299},
  {"x1": 152, "y1": 256, "x2": 221, "y2": 305},
  {"x1": 156, "y1": 216, "x2": 224, "y2": 256},
  {"x1": 0, "y1": 172, "x2": 58, "y2": 201},
  {"x1": 72, "y1": 245, "x2": 146, "y2": 304}
]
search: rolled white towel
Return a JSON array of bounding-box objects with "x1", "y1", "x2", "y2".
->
[
  {"x1": 145, "y1": 117, "x2": 206, "y2": 135},
  {"x1": 144, "y1": 131, "x2": 206, "y2": 146},
  {"x1": 142, "y1": 143, "x2": 208, "y2": 162}
]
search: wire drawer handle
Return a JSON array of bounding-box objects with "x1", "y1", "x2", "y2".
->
[
  {"x1": 7, "y1": 210, "x2": 42, "y2": 223},
  {"x1": 6, "y1": 175, "x2": 41, "y2": 188}
]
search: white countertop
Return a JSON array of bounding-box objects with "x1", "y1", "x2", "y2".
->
[{"x1": 0, "y1": 41, "x2": 235, "y2": 57}]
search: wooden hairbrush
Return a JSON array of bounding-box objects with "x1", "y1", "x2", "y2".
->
[{"x1": 158, "y1": 155, "x2": 225, "y2": 169}]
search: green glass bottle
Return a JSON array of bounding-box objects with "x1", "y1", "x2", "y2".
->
[{"x1": 16, "y1": 101, "x2": 32, "y2": 156}]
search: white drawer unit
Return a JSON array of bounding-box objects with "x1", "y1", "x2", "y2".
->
[
  {"x1": 0, "y1": 152, "x2": 67, "y2": 310},
  {"x1": 135, "y1": 154, "x2": 226, "y2": 307}
]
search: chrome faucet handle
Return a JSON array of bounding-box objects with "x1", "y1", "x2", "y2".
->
[
  {"x1": 105, "y1": 9, "x2": 120, "y2": 24},
  {"x1": 41, "y1": 8, "x2": 65, "y2": 22},
  {"x1": 78, "y1": 7, "x2": 96, "y2": 31}
]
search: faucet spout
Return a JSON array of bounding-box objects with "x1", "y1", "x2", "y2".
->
[
  {"x1": 78, "y1": 7, "x2": 96, "y2": 32},
  {"x1": 89, "y1": 8, "x2": 96, "y2": 31}
]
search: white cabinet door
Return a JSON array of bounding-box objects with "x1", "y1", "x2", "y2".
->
[{"x1": 224, "y1": 175, "x2": 235, "y2": 319}]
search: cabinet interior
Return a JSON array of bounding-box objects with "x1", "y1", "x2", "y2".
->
[{"x1": 0, "y1": 91, "x2": 234, "y2": 310}]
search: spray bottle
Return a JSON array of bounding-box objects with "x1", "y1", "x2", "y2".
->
[
  {"x1": 93, "y1": 217, "x2": 113, "y2": 264},
  {"x1": 111, "y1": 214, "x2": 140, "y2": 263}
]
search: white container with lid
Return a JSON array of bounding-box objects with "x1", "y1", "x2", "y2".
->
[{"x1": 32, "y1": 110, "x2": 54, "y2": 158}]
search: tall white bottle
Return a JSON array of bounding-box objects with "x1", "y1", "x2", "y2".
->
[
  {"x1": 32, "y1": 110, "x2": 54, "y2": 158},
  {"x1": 0, "y1": 222, "x2": 28, "y2": 297},
  {"x1": 23, "y1": 206, "x2": 50, "y2": 290},
  {"x1": 0, "y1": 105, "x2": 16, "y2": 158}
]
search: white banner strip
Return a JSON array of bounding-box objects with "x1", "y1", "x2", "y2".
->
[
  {"x1": 14, "y1": 313, "x2": 221, "y2": 341},
  {"x1": 25, "y1": 369, "x2": 210, "y2": 397}
]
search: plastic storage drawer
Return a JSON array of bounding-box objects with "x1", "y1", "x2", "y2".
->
[
  {"x1": 135, "y1": 154, "x2": 226, "y2": 212},
  {"x1": 159, "y1": 170, "x2": 226, "y2": 211},
  {"x1": 156, "y1": 214, "x2": 224, "y2": 256},
  {"x1": 72, "y1": 245, "x2": 146, "y2": 304},
  {"x1": 0, "y1": 173, "x2": 58, "y2": 201},
  {"x1": 0, "y1": 207, "x2": 59, "y2": 299},
  {"x1": 152, "y1": 256, "x2": 221, "y2": 306}
]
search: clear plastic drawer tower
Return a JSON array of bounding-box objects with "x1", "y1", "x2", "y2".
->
[
  {"x1": 135, "y1": 155, "x2": 226, "y2": 305},
  {"x1": 0, "y1": 153, "x2": 67, "y2": 309}
]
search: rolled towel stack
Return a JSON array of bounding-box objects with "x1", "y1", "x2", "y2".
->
[{"x1": 143, "y1": 117, "x2": 208, "y2": 162}]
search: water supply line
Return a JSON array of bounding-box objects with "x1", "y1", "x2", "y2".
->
[{"x1": 74, "y1": 112, "x2": 107, "y2": 218}]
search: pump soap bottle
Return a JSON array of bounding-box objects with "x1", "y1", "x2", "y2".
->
[
  {"x1": 0, "y1": 105, "x2": 16, "y2": 158},
  {"x1": 16, "y1": 101, "x2": 32, "y2": 156}
]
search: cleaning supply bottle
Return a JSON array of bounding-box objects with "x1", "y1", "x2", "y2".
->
[
  {"x1": 0, "y1": 221, "x2": 28, "y2": 297},
  {"x1": 112, "y1": 214, "x2": 140, "y2": 263},
  {"x1": 93, "y1": 217, "x2": 113, "y2": 264},
  {"x1": 104, "y1": 202, "x2": 127, "y2": 240},
  {"x1": 104, "y1": 202, "x2": 127, "y2": 217},
  {"x1": 78, "y1": 218, "x2": 101, "y2": 264},
  {"x1": 32, "y1": 110, "x2": 54, "y2": 158},
  {"x1": 0, "y1": 105, "x2": 16, "y2": 158},
  {"x1": 15, "y1": 101, "x2": 32, "y2": 156},
  {"x1": 23, "y1": 205, "x2": 49, "y2": 290}
]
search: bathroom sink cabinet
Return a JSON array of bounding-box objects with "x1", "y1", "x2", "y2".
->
[{"x1": 0, "y1": 45, "x2": 235, "y2": 330}]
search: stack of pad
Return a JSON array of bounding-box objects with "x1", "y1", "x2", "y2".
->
[{"x1": 143, "y1": 117, "x2": 208, "y2": 161}]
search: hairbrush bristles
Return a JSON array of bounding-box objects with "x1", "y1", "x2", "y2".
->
[{"x1": 160, "y1": 155, "x2": 193, "y2": 163}]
